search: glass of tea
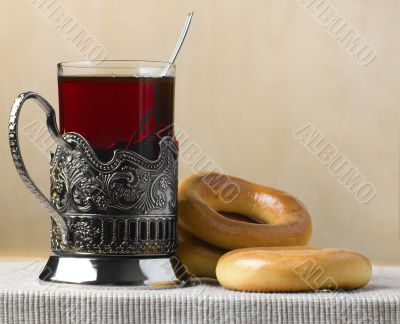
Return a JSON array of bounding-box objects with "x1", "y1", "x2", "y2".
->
[
  {"x1": 58, "y1": 60, "x2": 175, "y2": 160},
  {"x1": 9, "y1": 60, "x2": 185, "y2": 285}
]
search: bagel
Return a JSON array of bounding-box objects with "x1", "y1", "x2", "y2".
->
[
  {"x1": 177, "y1": 229, "x2": 226, "y2": 278},
  {"x1": 216, "y1": 247, "x2": 372, "y2": 292},
  {"x1": 178, "y1": 173, "x2": 312, "y2": 250}
]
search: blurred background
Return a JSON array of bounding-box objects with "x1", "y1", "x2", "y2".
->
[{"x1": 0, "y1": 0, "x2": 398, "y2": 263}]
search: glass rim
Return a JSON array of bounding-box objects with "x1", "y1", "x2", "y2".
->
[
  {"x1": 58, "y1": 60, "x2": 175, "y2": 78},
  {"x1": 58, "y1": 60, "x2": 175, "y2": 69}
]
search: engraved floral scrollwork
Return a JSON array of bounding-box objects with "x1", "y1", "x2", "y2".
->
[
  {"x1": 50, "y1": 133, "x2": 178, "y2": 215},
  {"x1": 49, "y1": 132, "x2": 178, "y2": 256},
  {"x1": 50, "y1": 219, "x2": 64, "y2": 251},
  {"x1": 70, "y1": 219, "x2": 100, "y2": 251},
  {"x1": 50, "y1": 167, "x2": 68, "y2": 212}
]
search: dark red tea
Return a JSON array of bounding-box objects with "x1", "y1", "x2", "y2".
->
[{"x1": 58, "y1": 76, "x2": 174, "y2": 161}]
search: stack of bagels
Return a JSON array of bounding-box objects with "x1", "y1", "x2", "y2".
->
[{"x1": 178, "y1": 173, "x2": 371, "y2": 292}]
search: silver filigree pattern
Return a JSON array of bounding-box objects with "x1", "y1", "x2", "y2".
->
[
  {"x1": 50, "y1": 132, "x2": 178, "y2": 256},
  {"x1": 50, "y1": 133, "x2": 178, "y2": 216}
]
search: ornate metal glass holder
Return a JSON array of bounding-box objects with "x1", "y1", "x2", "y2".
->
[{"x1": 8, "y1": 62, "x2": 187, "y2": 286}]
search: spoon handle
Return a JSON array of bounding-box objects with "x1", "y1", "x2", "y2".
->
[{"x1": 161, "y1": 10, "x2": 194, "y2": 76}]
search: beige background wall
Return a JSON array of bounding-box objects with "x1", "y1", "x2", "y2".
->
[{"x1": 0, "y1": 0, "x2": 398, "y2": 262}]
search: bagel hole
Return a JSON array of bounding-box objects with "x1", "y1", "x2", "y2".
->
[{"x1": 219, "y1": 211, "x2": 261, "y2": 224}]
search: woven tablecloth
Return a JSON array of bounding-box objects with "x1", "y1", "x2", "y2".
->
[{"x1": 0, "y1": 261, "x2": 399, "y2": 324}]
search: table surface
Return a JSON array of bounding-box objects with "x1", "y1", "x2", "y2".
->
[{"x1": 0, "y1": 261, "x2": 399, "y2": 324}]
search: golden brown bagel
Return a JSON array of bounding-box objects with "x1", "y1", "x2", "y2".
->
[
  {"x1": 178, "y1": 173, "x2": 312, "y2": 250},
  {"x1": 216, "y1": 247, "x2": 372, "y2": 292},
  {"x1": 177, "y1": 229, "x2": 226, "y2": 278}
]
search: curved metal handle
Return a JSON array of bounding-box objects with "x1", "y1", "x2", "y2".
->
[{"x1": 8, "y1": 92, "x2": 73, "y2": 245}]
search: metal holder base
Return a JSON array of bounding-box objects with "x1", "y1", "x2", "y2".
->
[{"x1": 39, "y1": 255, "x2": 189, "y2": 287}]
